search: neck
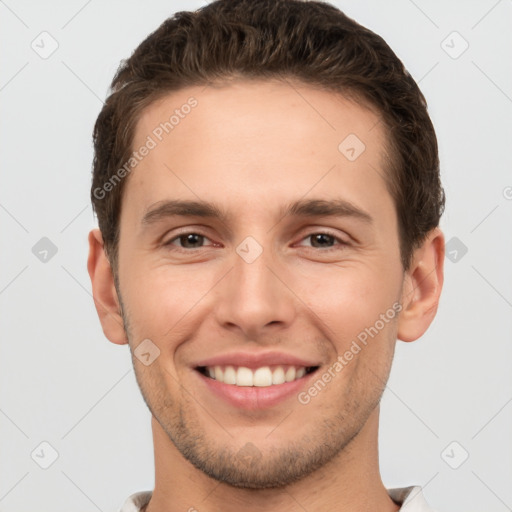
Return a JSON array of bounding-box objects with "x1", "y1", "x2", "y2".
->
[{"x1": 145, "y1": 407, "x2": 399, "y2": 512}]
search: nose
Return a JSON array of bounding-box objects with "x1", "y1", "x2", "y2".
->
[{"x1": 213, "y1": 242, "x2": 297, "y2": 341}]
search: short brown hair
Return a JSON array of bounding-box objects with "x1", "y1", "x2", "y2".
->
[{"x1": 91, "y1": 0, "x2": 445, "y2": 273}]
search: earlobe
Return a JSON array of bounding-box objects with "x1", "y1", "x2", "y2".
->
[
  {"x1": 397, "y1": 228, "x2": 445, "y2": 343},
  {"x1": 87, "y1": 228, "x2": 128, "y2": 345}
]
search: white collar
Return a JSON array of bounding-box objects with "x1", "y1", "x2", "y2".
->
[{"x1": 119, "y1": 486, "x2": 437, "y2": 511}]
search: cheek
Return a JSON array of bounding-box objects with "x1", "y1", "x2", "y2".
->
[
  {"x1": 293, "y1": 262, "x2": 400, "y2": 338},
  {"x1": 121, "y1": 263, "x2": 216, "y2": 339}
]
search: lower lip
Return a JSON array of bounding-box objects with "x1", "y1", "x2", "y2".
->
[{"x1": 195, "y1": 369, "x2": 318, "y2": 410}]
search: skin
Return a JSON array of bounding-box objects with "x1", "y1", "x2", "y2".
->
[{"x1": 88, "y1": 79, "x2": 444, "y2": 512}]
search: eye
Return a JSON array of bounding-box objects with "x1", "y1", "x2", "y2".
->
[
  {"x1": 165, "y1": 232, "x2": 214, "y2": 250},
  {"x1": 163, "y1": 230, "x2": 348, "y2": 252},
  {"x1": 297, "y1": 232, "x2": 348, "y2": 250}
]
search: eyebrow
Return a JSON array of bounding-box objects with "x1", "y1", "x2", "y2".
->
[
  {"x1": 142, "y1": 199, "x2": 230, "y2": 226},
  {"x1": 280, "y1": 198, "x2": 373, "y2": 224},
  {"x1": 141, "y1": 198, "x2": 373, "y2": 226}
]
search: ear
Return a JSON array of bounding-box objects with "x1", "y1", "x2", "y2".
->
[
  {"x1": 397, "y1": 227, "x2": 445, "y2": 342},
  {"x1": 87, "y1": 228, "x2": 128, "y2": 345}
]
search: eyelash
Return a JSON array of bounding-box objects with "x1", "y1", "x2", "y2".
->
[{"x1": 163, "y1": 230, "x2": 349, "y2": 252}]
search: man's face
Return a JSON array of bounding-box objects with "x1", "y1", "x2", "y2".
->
[{"x1": 116, "y1": 79, "x2": 405, "y2": 488}]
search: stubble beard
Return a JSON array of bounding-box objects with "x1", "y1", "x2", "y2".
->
[{"x1": 117, "y1": 288, "x2": 389, "y2": 490}]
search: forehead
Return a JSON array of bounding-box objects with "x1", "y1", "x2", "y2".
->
[
  {"x1": 125, "y1": 79, "x2": 393, "y2": 223},
  {"x1": 133, "y1": 78, "x2": 386, "y2": 156}
]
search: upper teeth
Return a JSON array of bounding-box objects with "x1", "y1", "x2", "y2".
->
[{"x1": 205, "y1": 365, "x2": 307, "y2": 387}]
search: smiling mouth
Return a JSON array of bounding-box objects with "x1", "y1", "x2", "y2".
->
[{"x1": 196, "y1": 365, "x2": 319, "y2": 387}]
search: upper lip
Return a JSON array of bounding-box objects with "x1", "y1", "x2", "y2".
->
[{"x1": 194, "y1": 351, "x2": 321, "y2": 370}]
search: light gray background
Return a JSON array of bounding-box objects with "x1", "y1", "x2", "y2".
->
[{"x1": 1, "y1": 1, "x2": 511, "y2": 511}]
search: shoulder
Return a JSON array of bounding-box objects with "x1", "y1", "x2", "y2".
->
[
  {"x1": 387, "y1": 486, "x2": 440, "y2": 511},
  {"x1": 117, "y1": 490, "x2": 153, "y2": 512}
]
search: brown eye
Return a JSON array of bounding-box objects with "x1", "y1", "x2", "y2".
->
[
  {"x1": 297, "y1": 232, "x2": 348, "y2": 250},
  {"x1": 166, "y1": 233, "x2": 213, "y2": 250},
  {"x1": 309, "y1": 233, "x2": 336, "y2": 248}
]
